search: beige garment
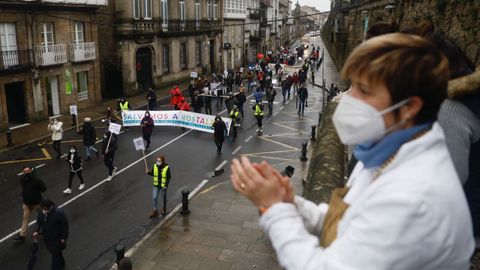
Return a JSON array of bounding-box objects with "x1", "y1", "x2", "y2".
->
[{"x1": 20, "y1": 204, "x2": 39, "y2": 236}]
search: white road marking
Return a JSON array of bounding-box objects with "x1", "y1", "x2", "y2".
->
[
  {"x1": 0, "y1": 130, "x2": 194, "y2": 244},
  {"x1": 215, "y1": 160, "x2": 228, "y2": 171},
  {"x1": 244, "y1": 135, "x2": 253, "y2": 142},
  {"x1": 232, "y1": 146, "x2": 242, "y2": 155}
]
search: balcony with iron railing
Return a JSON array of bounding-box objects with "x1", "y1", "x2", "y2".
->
[
  {"x1": 69, "y1": 42, "x2": 96, "y2": 62},
  {"x1": 116, "y1": 19, "x2": 223, "y2": 37},
  {"x1": 18, "y1": 0, "x2": 108, "y2": 5},
  {"x1": 248, "y1": 9, "x2": 262, "y2": 19},
  {"x1": 35, "y1": 44, "x2": 68, "y2": 66},
  {"x1": 0, "y1": 49, "x2": 33, "y2": 73}
]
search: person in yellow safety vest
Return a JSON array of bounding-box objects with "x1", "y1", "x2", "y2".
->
[
  {"x1": 145, "y1": 155, "x2": 171, "y2": 218},
  {"x1": 230, "y1": 105, "x2": 241, "y2": 142},
  {"x1": 118, "y1": 98, "x2": 131, "y2": 112},
  {"x1": 253, "y1": 101, "x2": 264, "y2": 134}
]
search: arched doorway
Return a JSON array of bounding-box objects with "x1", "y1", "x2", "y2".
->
[{"x1": 136, "y1": 47, "x2": 153, "y2": 91}]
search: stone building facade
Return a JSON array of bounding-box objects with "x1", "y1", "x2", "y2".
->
[
  {"x1": 114, "y1": 0, "x2": 223, "y2": 96},
  {"x1": 0, "y1": 0, "x2": 105, "y2": 131},
  {"x1": 223, "y1": 0, "x2": 247, "y2": 69},
  {"x1": 322, "y1": 0, "x2": 480, "y2": 69}
]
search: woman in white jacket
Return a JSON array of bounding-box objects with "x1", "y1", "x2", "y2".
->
[
  {"x1": 48, "y1": 118, "x2": 63, "y2": 159},
  {"x1": 231, "y1": 33, "x2": 474, "y2": 270}
]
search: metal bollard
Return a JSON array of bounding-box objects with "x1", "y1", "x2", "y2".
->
[
  {"x1": 311, "y1": 126, "x2": 316, "y2": 141},
  {"x1": 300, "y1": 143, "x2": 308, "y2": 161},
  {"x1": 6, "y1": 129, "x2": 13, "y2": 147},
  {"x1": 71, "y1": 114, "x2": 77, "y2": 126},
  {"x1": 180, "y1": 189, "x2": 190, "y2": 215},
  {"x1": 114, "y1": 245, "x2": 125, "y2": 265}
]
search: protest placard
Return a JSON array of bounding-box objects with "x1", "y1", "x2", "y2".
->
[{"x1": 108, "y1": 122, "x2": 122, "y2": 135}]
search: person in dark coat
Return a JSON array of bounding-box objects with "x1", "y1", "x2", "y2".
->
[
  {"x1": 212, "y1": 115, "x2": 227, "y2": 155},
  {"x1": 236, "y1": 87, "x2": 247, "y2": 117},
  {"x1": 266, "y1": 85, "x2": 277, "y2": 114},
  {"x1": 298, "y1": 83, "x2": 308, "y2": 116},
  {"x1": 102, "y1": 131, "x2": 118, "y2": 181},
  {"x1": 192, "y1": 91, "x2": 203, "y2": 113},
  {"x1": 14, "y1": 166, "x2": 47, "y2": 243},
  {"x1": 146, "y1": 88, "x2": 157, "y2": 110},
  {"x1": 141, "y1": 111, "x2": 154, "y2": 150},
  {"x1": 78, "y1": 118, "x2": 98, "y2": 161},
  {"x1": 63, "y1": 146, "x2": 84, "y2": 195},
  {"x1": 34, "y1": 199, "x2": 69, "y2": 270},
  {"x1": 225, "y1": 94, "x2": 235, "y2": 115}
]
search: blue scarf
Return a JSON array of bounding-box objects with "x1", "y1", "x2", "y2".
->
[{"x1": 354, "y1": 123, "x2": 431, "y2": 169}]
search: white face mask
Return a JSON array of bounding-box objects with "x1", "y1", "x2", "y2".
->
[
  {"x1": 70, "y1": 149, "x2": 75, "y2": 153},
  {"x1": 156, "y1": 161, "x2": 162, "y2": 166},
  {"x1": 42, "y1": 210, "x2": 49, "y2": 215},
  {"x1": 332, "y1": 95, "x2": 410, "y2": 145}
]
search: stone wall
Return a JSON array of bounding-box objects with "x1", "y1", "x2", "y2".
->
[
  {"x1": 322, "y1": 0, "x2": 480, "y2": 70},
  {"x1": 304, "y1": 101, "x2": 347, "y2": 204}
]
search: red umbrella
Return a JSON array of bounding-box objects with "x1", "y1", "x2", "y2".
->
[{"x1": 257, "y1": 53, "x2": 264, "y2": 59}]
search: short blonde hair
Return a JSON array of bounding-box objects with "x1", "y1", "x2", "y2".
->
[{"x1": 342, "y1": 33, "x2": 449, "y2": 123}]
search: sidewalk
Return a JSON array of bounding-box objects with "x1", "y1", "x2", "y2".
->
[
  {"x1": 128, "y1": 156, "x2": 309, "y2": 270},
  {"x1": 0, "y1": 82, "x2": 190, "y2": 153}
]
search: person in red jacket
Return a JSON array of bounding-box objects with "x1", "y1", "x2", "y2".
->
[
  {"x1": 178, "y1": 97, "x2": 191, "y2": 111},
  {"x1": 169, "y1": 83, "x2": 182, "y2": 110}
]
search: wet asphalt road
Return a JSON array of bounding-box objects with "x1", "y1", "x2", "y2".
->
[{"x1": 0, "y1": 36, "x2": 339, "y2": 270}]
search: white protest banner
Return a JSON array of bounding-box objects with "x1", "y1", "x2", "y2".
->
[
  {"x1": 69, "y1": 105, "x2": 77, "y2": 115},
  {"x1": 108, "y1": 122, "x2": 122, "y2": 135},
  {"x1": 191, "y1": 71, "x2": 198, "y2": 78},
  {"x1": 133, "y1": 137, "x2": 145, "y2": 150},
  {"x1": 122, "y1": 110, "x2": 232, "y2": 135},
  {"x1": 283, "y1": 65, "x2": 302, "y2": 74}
]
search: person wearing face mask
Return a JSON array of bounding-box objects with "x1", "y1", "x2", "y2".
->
[
  {"x1": 230, "y1": 33, "x2": 473, "y2": 269},
  {"x1": 212, "y1": 115, "x2": 227, "y2": 155},
  {"x1": 33, "y1": 199, "x2": 69, "y2": 270},
  {"x1": 48, "y1": 118, "x2": 63, "y2": 159},
  {"x1": 146, "y1": 155, "x2": 171, "y2": 217},
  {"x1": 102, "y1": 131, "x2": 118, "y2": 181},
  {"x1": 63, "y1": 146, "x2": 84, "y2": 195},
  {"x1": 14, "y1": 166, "x2": 47, "y2": 243},
  {"x1": 141, "y1": 111, "x2": 154, "y2": 150}
]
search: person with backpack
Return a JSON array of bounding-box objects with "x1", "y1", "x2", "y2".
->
[{"x1": 63, "y1": 146, "x2": 84, "y2": 195}]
